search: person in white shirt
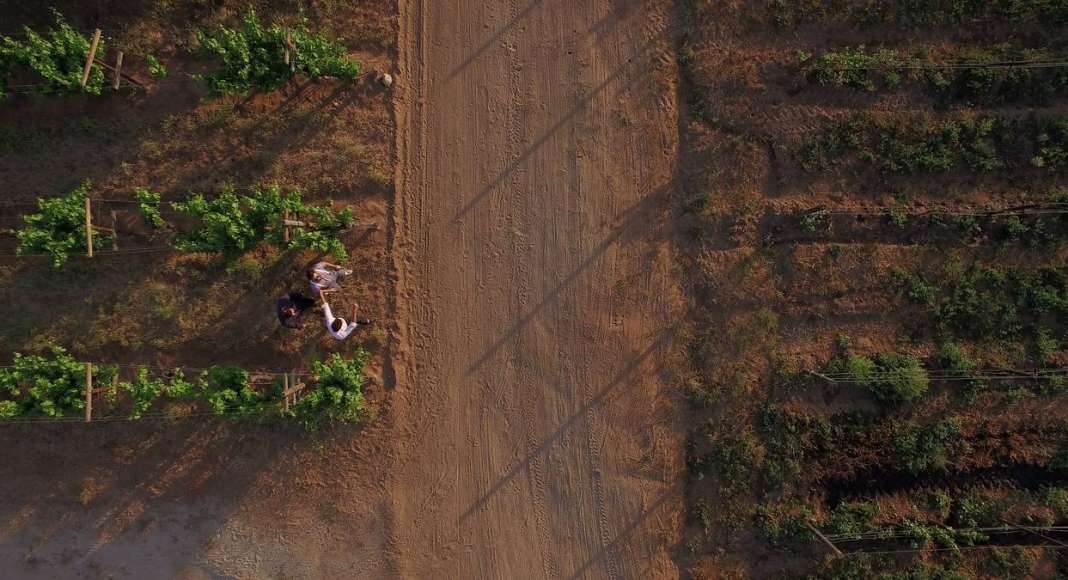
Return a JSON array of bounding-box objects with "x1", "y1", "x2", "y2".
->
[
  {"x1": 306, "y1": 261, "x2": 354, "y2": 296},
  {"x1": 321, "y1": 295, "x2": 373, "y2": 341}
]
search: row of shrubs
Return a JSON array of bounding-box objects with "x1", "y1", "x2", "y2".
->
[
  {"x1": 0, "y1": 10, "x2": 360, "y2": 98},
  {"x1": 17, "y1": 181, "x2": 353, "y2": 267},
  {"x1": 801, "y1": 44, "x2": 1068, "y2": 105},
  {"x1": 796, "y1": 201, "x2": 1068, "y2": 248},
  {"x1": 893, "y1": 265, "x2": 1068, "y2": 363},
  {"x1": 0, "y1": 346, "x2": 370, "y2": 431},
  {"x1": 799, "y1": 114, "x2": 1068, "y2": 174},
  {"x1": 759, "y1": 485, "x2": 1062, "y2": 576}
]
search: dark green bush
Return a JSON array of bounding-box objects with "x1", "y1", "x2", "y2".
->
[
  {"x1": 893, "y1": 418, "x2": 966, "y2": 474},
  {"x1": 287, "y1": 351, "x2": 370, "y2": 431}
]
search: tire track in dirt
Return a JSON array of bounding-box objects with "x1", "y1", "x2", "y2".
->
[{"x1": 390, "y1": 1, "x2": 687, "y2": 577}]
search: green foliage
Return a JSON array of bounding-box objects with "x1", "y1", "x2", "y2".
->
[
  {"x1": 823, "y1": 501, "x2": 878, "y2": 536},
  {"x1": 799, "y1": 209, "x2": 829, "y2": 232},
  {"x1": 120, "y1": 368, "x2": 166, "y2": 419},
  {"x1": 145, "y1": 54, "x2": 167, "y2": 78},
  {"x1": 759, "y1": 403, "x2": 838, "y2": 488},
  {"x1": 0, "y1": 12, "x2": 107, "y2": 97},
  {"x1": 936, "y1": 266, "x2": 1068, "y2": 348},
  {"x1": 893, "y1": 268, "x2": 936, "y2": 305},
  {"x1": 804, "y1": 45, "x2": 1068, "y2": 105},
  {"x1": 893, "y1": 418, "x2": 966, "y2": 474},
  {"x1": 1032, "y1": 118, "x2": 1068, "y2": 169},
  {"x1": 755, "y1": 502, "x2": 813, "y2": 547},
  {"x1": 288, "y1": 351, "x2": 370, "y2": 430},
  {"x1": 983, "y1": 546, "x2": 1037, "y2": 580},
  {"x1": 0, "y1": 401, "x2": 17, "y2": 418},
  {"x1": 134, "y1": 187, "x2": 166, "y2": 229},
  {"x1": 173, "y1": 185, "x2": 353, "y2": 258},
  {"x1": 954, "y1": 491, "x2": 1004, "y2": 527},
  {"x1": 197, "y1": 365, "x2": 270, "y2": 415},
  {"x1": 799, "y1": 115, "x2": 1002, "y2": 174},
  {"x1": 0, "y1": 347, "x2": 115, "y2": 417},
  {"x1": 0, "y1": 350, "x2": 369, "y2": 428},
  {"x1": 804, "y1": 46, "x2": 906, "y2": 92},
  {"x1": 708, "y1": 429, "x2": 765, "y2": 495},
  {"x1": 196, "y1": 9, "x2": 360, "y2": 96},
  {"x1": 870, "y1": 353, "x2": 930, "y2": 403},
  {"x1": 16, "y1": 181, "x2": 112, "y2": 267},
  {"x1": 900, "y1": 520, "x2": 980, "y2": 554},
  {"x1": 936, "y1": 341, "x2": 985, "y2": 396},
  {"x1": 1043, "y1": 487, "x2": 1068, "y2": 519},
  {"x1": 825, "y1": 349, "x2": 928, "y2": 403}
]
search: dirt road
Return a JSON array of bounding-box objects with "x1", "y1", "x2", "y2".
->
[{"x1": 389, "y1": 0, "x2": 685, "y2": 577}]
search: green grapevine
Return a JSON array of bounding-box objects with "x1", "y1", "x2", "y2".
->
[
  {"x1": 196, "y1": 9, "x2": 361, "y2": 96},
  {"x1": 16, "y1": 181, "x2": 112, "y2": 268},
  {"x1": 0, "y1": 12, "x2": 107, "y2": 97}
]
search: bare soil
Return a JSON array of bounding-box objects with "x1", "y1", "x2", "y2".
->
[
  {"x1": 0, "y1": 0, "x2": 690, "y2": 578},
  {"x1": 386, "y1": 0, "x2": 686, "y2": 576}
]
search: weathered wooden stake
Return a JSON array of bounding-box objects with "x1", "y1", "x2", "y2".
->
[
  {"x1": 85, "y1": 197, "x2": 94, "y2": 257},
  {"x1": 111, "y1": 210, "x2": 119, "y2": 249},
  {"x1": 80, "y1": 29, "x2": 102, "y2": 88},
  {"x1": 283, "y1": 373, "x2": 290, "y2": 411},
  {"x1": 285, "y1": 32, "x2": 295, "y2": 72},
  {"x1": 113, "y1": 51, "x2": 123, "y2": 90},
  {"x1": 84, "y1": 363, "x2": 93, "y2": 423},
  {"x1": 283, "y1": 210, "x2": 291, "y2": 243}
]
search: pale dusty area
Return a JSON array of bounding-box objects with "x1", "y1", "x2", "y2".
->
[{"x1": 388, "y1": 0, "x2": 686, "y2": 577}]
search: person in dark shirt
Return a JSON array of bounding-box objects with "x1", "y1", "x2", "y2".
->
[{"x1": 277, "y1": 292, "x2": 316, "y2": 329}]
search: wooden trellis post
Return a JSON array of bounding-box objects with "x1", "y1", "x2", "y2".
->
[
  {"x1": 283, "y1": 373, "x2": 290, "y2": 412},
  {"x1": 113, "y1": 51, "x2": 123, "y2": 90},
  {"x1": 80, "y1": 29, "x2": 102, "y2": 88},
  {"x1": 85, "y1": 197, "x2": 93, "y2": 258},
  {"x1": 84, "y1": 363, "x2": 93, "y2": 422},
  {"x1": 283, "y1": 371, "x2": 306, "y2": 410},
  {"x1": 284, "y1": 32, "x2": 296, "y2": 72},
  {"x1": 111, "y1": 210, "x2": 119, "y2": 250},
  {"x1": 283, "y1": 210, "x2": 291, "y2": 243}
]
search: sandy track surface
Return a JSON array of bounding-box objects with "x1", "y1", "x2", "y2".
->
[{"x1": 388, "y1": 0, "x2": 686, "y2": 577}]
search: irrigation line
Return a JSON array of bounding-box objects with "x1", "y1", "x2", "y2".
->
[
  {"x1": 0, "y1": 408, "x2": 272, "y2": 425},
  {"x1": 846, "y1": 543, "x2": 1068, "y2": 556},
  {"x1": 0, "y1": 363, "x2": 312, "y2": 378},
  {"x1": 827, "y1": 526, "x2": 1068, "y2": 542},
  {"x1": 816, "y1": 59, "x2": 1068, "y2": 72}
]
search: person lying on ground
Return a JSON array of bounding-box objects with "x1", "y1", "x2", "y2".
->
[
  {"x1": 307, "y1": 261, "x2": 354, "y2": 296},
  {"x1": 277, "y1": 291, "x2": 316, "y2": 329},
  {"x1": 321, "y1": 296, "x2": 373, "y2": 341}
]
